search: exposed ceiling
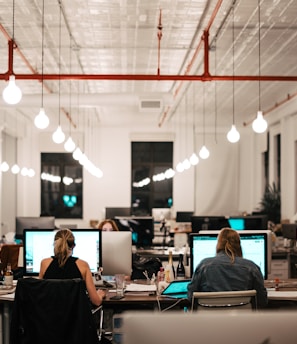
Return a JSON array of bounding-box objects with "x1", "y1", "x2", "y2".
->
[{"x1": 0, "y1": 0, "x2": 297, "y2": 137}]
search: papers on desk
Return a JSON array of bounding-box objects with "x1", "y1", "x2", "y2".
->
[
  {"x1": 125, "y1": 283, "x2": 157, "y2": 295},
  {"x1": 0, "y1": 286, "x2": 15, "y2": 295}
]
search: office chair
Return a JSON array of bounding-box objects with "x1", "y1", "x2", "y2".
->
[
  {"x1": 191, "y1": 289, "x2": 257, "y2": 312},
  {"x1": 10, "y1": 278, "x2": 103, "y2": 344}
]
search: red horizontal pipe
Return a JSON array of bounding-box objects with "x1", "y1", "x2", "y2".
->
[{"x1": 1, "y1": 73, "x2": 297, "y2": 82}]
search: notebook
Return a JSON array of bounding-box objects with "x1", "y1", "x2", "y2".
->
[{"x1": 161, "y1": 279, "x2": 191, "y2": 299}]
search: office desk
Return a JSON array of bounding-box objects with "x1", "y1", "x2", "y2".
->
[{"x1": 1, "y1": 280, "x2": 297, "y2": 344}]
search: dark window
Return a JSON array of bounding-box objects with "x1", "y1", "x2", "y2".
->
[
  {"x1": 41, "y1": 153, "x2": 83, "y2": 219},
  {"x1": 131, "y1": 142, "x2": 173, "y2": 215}
]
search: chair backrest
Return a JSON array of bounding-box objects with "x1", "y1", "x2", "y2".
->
[
  {"x1": 10, "y1": 278, "x2": 100, "y2": 344},
  {"x1": 0, "y1": 244, "x2": 23, "y2": 270},
  {"x1": 191, "y1": 289, "x2": 257, "y2": 311}
]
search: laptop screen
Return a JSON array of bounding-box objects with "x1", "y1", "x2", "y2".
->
[
  {"x1": 190, "y1": 231, "x2": 268, "y2": 279},
  {"x1": 161, "y1": 280, "x2": 191, "y2": 298},
  {"x1": 23, "y1": 229, "x2": 102, "y2": 276}
]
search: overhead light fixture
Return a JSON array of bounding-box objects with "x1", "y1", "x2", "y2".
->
[
  {"x1": 0, "y1": 161, "x2": 10, "y2": 172},
  {"x1": 35, "y1": 107, "x2": 49, "y2": 129},
  {"x1": 253, "y1": 0, "x2": 267, "y2": 134},
  {"x1": 52, "y1": 4, "x2": 65, "y2": 144},
  {"x1": 64, "y1": 37, "x2": 76, "y2": 152},
  {"x1": 2, "y1": 75, "x2": 22, "y2": 105},
  {"x1": 52, "y1": 125, "x2": 65, "y2": 144},
  {"x1": 2, "y1": 1, "x2": 22, "y2": 105},
  {"x1": 227, "y1": 3, "x2": 240, "y2": 143},
  {"x1": 199, "y1": 145, "x2": 210, "y2": 160},
  {"x1": 189, "y1": 152, "x2": 199, "y2": 166},
  {"x1": 64, "y1": 136, "x2": 76, "y2": 152},
  {"x1": 252, "y1": 110, "x2": 267, "y2": 133},
  {"x1": 199, "y1": 84, "x2": 210, "y2": 160},
  {"x1": 34, "y1": 0, "x2": 49, "y2": 129},
  {"x1": 11, "y1": 163, "x2": 20, "y2": 174}
]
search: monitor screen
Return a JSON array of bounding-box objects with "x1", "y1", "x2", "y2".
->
[
  {"x1": 190, "y1": 230, "x2": 271, "y2": 279},
  {"x1": 191, "y1": 216, "x2": 229, "y2": 233},
  {"x1": 226, "y1": 215, "x2": 268, "y2": 230},
  {"x1": 227, "y1": 217, "x2": 245, "y2": 230},
  {"x1": 152, "y1": 208, "x2": 171, "y2": 222},
  {"x1": 176, "y1": 211, "x2": 194, "y2": 223},
  {"x1": 15, "y1": 216, "x2": 55, "y2": 241},
  {"x1": 114, "y1": 216, "x2": 154, "y2": 248},
  {"x1": 101, "y1": 231, "x2": 132, "y2": 276},
  {"x1": 23, "y1": 229, "x2": 101, "y2": 276},
  {"x1": 282, "y1": 224, "x2": 297, "y2": 239},
  {"x1": 105, "y1": 207, "x2": 131, "y2": 219},
  {"x1": 243, "y1": 215, "x2": 268, "y2": 230}
]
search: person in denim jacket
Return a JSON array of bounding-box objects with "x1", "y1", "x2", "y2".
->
[{"x1": 187, "y1": 227, "x2": 268, "y2": 308}]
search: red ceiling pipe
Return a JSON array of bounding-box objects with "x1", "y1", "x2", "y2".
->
[
  {"x1": 158, "y1": 0, "x2": 224, "y2": 127},
  {"x1": 1, "y1": 73, "x2": 297, "y2": 82}
]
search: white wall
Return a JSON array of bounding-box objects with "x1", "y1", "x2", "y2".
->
[{"x1": 2, "y1": 97, "x2": 297, "y2": 234}]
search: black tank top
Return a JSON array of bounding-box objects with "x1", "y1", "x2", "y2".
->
[{"x1": 43, "y1": 256, "x2": 82, "y2": 279}]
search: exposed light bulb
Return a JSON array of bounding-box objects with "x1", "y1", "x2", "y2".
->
[
  {"x1": 72, "y1": 147, "x2": 83, "y2": 161},
  {"x1": 34, "y1": 107, "x2": 49, "y2": 129},
  {"x1": 0, "y1": 161, "x2": 9, "y2": 172},
  {"x1": 252, "y1": 110, "x2": 268, "y2": 134},
  {"x1": 182, "y1": 158, "x2": 191, "y2": 170},
  {"x1": 199, "y1": 145, "x2": 210, "y2": 159},
  {"x1": 189, "y1": 153, "x2": 199, "y2": 166},
  {"x1": 64, "y1": 136, "x2": 76, "y2": 152},
  {"x1": 2, "y1": 75, "x2": 22, "y2": 105},
  {"x1": 21, "y1": 167, "x2": 29, "y2": 176},
  {"x1": 52, "y1": 125, "x2": 65, "y2": 144},
  {"x1": 28, "y1": 168, "x2": 35, "y2": 177},
  {"x1": 227, "y1": 124, "x2": 240, "y2": 143},
  {"x1": 176, "y1": 162, "x2": 184, "y2": 173},
  {"x1": 11, "y1": 163, "x2": 20, "y2": 174},
  {"x1": 164, "y1": 168, "x2": 175, "y2": 179}
]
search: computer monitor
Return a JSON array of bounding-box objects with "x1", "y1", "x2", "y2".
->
[
  {"x1": 282, "y1": 224, "x2": 297, "y2": 239},
  {"x1": 176, "y1": 211, "x2": 194, "y2": 223},
  {"x1": 190, "y1": 230, "x2": 271, "y2": 279},
  {"x1": 114, "y1": 216, "x2": 154, "y2": 248},
  {"x1": 243, "y1": 215, "x2": 268, "y2": 230},
  {"x1": 227, "y1": 217, "x2": 245, "y2": 230},
  {"x1": 226, "y1": 215, "x2": 268, "y2": 230},
  {"x1": 23, "y1": 229, "x2": 102, "y2": 276},
  {"x1": 101, "y1": 231, "x2": 132, "y2": 276},
  {"x1": 115, "y1": 311, "x2": 297, "y2": 344},
  {"x1": 191, "y1": 216, "x2": 229, "y2": 233},
  {"x1": 105, "y1": 207, "x2": 131, "y2": 219},
  {"x1": 151, "y1": 208, "x2": 171, "y2": 222},
  {"x1": 15, "y1": 216, "x2": 55, "y2": 241}
]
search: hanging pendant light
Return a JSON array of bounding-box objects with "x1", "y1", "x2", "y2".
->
[
  {"x1": 3, "y1": 75, "x2": 22, "y2": 105},
  {"x1": 0, "y1": 161, "x2": 10, "y2": 172},
  {"x1": 227, "y1": 3, "x2": 240, "y2": 143},
  {"x1": 199, "y1": 145, "x2": 210, "y2": 160},
  {"x1": 64, "y1": 37, "x2": 76, "y2": 152},
  {"x1": 34, "y1": 0, "x2": 49, "y2": 129},
  {"x1": 52, "y1": 3, "x2": 65, "y2": 144},
  {"x1": 11, "y1": 163, "x2": 20, "y2": 174},
  {"x1": 52, "y1": 125, "x2": 65, "y2": 144},
  {"x1": 2, "y1": 1, "x2": 22, "y2": 105},
  {"x1": 199, "y1": 84, "x2": 210, "y2": 159},
  {"x1": 252, "y1": 0, "x2": 267, "y2": 134}
]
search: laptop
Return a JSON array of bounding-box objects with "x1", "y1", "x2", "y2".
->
[{"x1": 161, "y1": 279, "x2": 191, "y2": 299}]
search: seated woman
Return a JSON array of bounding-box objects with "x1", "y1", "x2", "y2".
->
[
  {"x1": 39, "y1": 228, "x2": 105, "y2": 306},
  {"x1": 97, "y1": 219, "x2": 119, "y2": 231},
  {"x1": 187, "y1": 227, "x2": 268, "y2": 308}
]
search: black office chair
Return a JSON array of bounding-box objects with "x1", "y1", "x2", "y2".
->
[{"x1": 10, "y1": 278, "x2": 103, "y2": 344}]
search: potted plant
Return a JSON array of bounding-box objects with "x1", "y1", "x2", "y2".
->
[{"x1": 259, "y1": 182, "x2": 281, "y2": 225}]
